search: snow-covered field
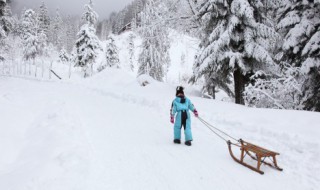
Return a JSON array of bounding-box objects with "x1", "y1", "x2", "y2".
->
[{"x1": 1, "y1": 68, "x2": 319, "y2": 190}]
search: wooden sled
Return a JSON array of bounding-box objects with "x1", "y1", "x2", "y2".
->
[{"x1": 227, "y1": 139, "x2": 283, "y2": 175}]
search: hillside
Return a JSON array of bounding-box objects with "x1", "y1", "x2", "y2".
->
[{"x1": 0, "y1": 69, "x2": 319, "y2": 190}]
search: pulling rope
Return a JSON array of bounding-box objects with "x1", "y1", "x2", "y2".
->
[{"x1": 197, "y1": 116, "x2": 239, "y2": 144}]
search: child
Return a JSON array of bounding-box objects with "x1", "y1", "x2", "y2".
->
[{"x1": 170, "y1": 86, "x2": 198, "y2": 146}]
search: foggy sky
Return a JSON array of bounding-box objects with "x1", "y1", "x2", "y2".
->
[{"x1": 11, "y1": 0, "x2": 134, "y2": 19}]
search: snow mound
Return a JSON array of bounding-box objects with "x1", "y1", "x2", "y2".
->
[{"x1": 137, "y1": 74, "x2": 156, "y2": 86}]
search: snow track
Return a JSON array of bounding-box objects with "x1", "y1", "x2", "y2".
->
[{"x1": 0, "y1": 71, "x2": 319, "y2": 190}]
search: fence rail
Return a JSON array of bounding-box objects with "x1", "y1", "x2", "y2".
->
[{"x1": 0, "y1": 60, "x2": 64, "y2": 80}]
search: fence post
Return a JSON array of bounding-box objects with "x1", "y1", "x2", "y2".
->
[
  {"x1": 24, "y1": 60, "x2": 26, "y2": 75},
  {"x1": 49, "y1": 61, "x2": 53, "y2": 79},
  {"x1": 34, "y1": 59, "x2": 37, "y2": 77},
  {"x1": 42, "y1": 59, "x2": 44, "y2": 78},
  {"x1": 29, "y1": 60, "x2": 31, "y2": 75}
]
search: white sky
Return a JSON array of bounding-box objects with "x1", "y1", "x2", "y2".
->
[{"x1": 11, "y1": 0, "x2": 134, "y2": 19}]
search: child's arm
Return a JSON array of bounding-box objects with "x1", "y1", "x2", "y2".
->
[{"x1": 188, "y1": 99, "x2": 198, "y2": 117}]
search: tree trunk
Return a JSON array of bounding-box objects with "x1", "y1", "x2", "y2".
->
[
  {"x1": 234, "y1": 69, "x2": 245, "y2": 105},
  {"x1": 212, "y1": 84, "x2": 216, "y2": 99}
]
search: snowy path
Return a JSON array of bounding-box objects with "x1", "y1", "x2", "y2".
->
[{"x1": 0, "y1": 72, "x2": 319, "y2": 190}]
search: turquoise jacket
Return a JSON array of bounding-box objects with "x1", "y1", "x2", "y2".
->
[
  {"x1": 171, "y1": 96, "x2": 195, "y2": 115},
  {"x1": 171, "y1": 96, "x2": 195, "y2": 141}
]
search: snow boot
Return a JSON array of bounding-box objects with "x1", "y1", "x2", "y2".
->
[
  {"x1": 174, "y1": 139, "x2": 181, "y2": 144},
  {"x1": 185, "y1": 141, "x2": 192, "y2": 146}
]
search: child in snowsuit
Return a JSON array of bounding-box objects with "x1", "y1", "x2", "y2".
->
[{"x1": 170, "y1": 86, "x2": 198, "y2": 146}]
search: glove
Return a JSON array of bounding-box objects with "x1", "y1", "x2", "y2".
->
[
  {"x1": 194, "y1": 109, "x2": 199, "y2": 117},
  {"x1": 170, "y1": 115, "x2": 174, "y2": 124}
]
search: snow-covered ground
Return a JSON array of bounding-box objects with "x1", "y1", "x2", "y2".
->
[{"x1": 1, "y1": 68, "x2": 319, "y2": 190}]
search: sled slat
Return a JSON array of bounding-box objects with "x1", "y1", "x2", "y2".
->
[{"x1": 228, "y1": 140, "x2": 283, "y2": 175}]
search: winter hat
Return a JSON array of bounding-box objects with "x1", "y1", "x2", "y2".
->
[{"x1": 176, "y1": 86, "x2": 184, "y2": 96}]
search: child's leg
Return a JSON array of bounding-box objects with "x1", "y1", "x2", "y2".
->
[
  {"x1": 174, "y1": 124, "x2": 181, "y2": 140},
  {"x1": 174, "y1": 113, "x2": 182, "y2": 140},
  {"x1": 184, "y1": 119, "x2": 193, "y2": 141}
]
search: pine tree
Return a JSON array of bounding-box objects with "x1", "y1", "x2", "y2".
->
[
  {"x1": 115, "y1": 11, "x2": 125, "y2": 34},
  {"x1": 50, "y1": 8, "x2": 63, "y2": 50},
  {"x1": 20, "y1": 9, "x2": 38, "y2": 61},
  {"x1": 128, "y1": 33, "x2": 135, "y2": 71},
  {"x1": 277, "y1": 0, "x2": 319, "y2": 67},
  {"x1": 37, "y1": 2, "x2": 50, "y2": 38},
  {"x1": 105, "y1": 36, "x2": 120, "y2": 68},
  {"x1": 65, "y1": 15, "x2": 77, "y2": 52},
  {"x1": 135, "y1": 0, "x2": 144, "y2": 27},
  {"x1": 75, "y1": 25, "x2": 102, "y2": 77},
  {"x1": 303, "y1": 67, "x2": 320, "y2": 111},
  {"x1": 75, "y1": 0, "x2": 102, "y2": 77},
  {"x1": 109, "y1": 12, "x2": 118, "y2": 34},
  {"x1": 38, "y1": 30, "x2": 47, "y2": 57},
  {"x1": 277, "y1": 0, "x2": 320, "y2": 111},
  {"x1": 138, "y1": 0, "x2": 170, "y2": 82},
  {"x1": 192, "y1": 0, "x2": 279, "y2": 105},
  {"x1": 59, "y1": 48, "x2": 70, "y2": 63},
  {"x1": 81, "y1": 0, "x2": 98, "y2": 27},
  {"x1": 20, "y1": 9, "x2": 47, "y2": 76},
  {"x1": 0, "y1": 0, "x2": 12, "y2": 38},
  {"x1": 99, "y1": 20, "x2": 110, "y2": 40},
  {"x1": 0, "y1": 0, "x2": 13, "y2": 61}
]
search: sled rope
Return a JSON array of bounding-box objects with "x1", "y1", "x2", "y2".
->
[{"x1": 197, "y1": 116, "x2": 239, "y2": 143}]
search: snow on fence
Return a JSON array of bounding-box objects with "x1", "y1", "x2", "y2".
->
[{"x1": 0, "y1": 60, "x2": 64, "y2": 80}]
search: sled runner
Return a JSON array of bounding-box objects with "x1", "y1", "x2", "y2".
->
[
  {"x1": 227, "y1": 139, "x2": 283, "y2": 175},
  {"x1": 197, "y1": 117, "x2": 283, "y2": 175}
]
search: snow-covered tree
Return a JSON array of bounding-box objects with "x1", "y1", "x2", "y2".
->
[
  {"x1": 0, "y1": 0, "x2": 12, "y2": 38},
  {"x1": 37, "y1": 30, "x2": 47, "y2": 57},
  {"x1": 58, "y1": 47, "x2": 73, "y2": 77},
  {"x1": 20, "y1": 9, "x2": 38, "y2": 61},
  {"x1": 105, "y1": 36, "x2": 120, "y2": 68},
  {"x1": 20, "y1": 9, "x2": 47, "y2": 59},
  {"x1": 75, "y1": 25, "x2": 102, "y2": 77},
  {"x1": 59, "y1": 48, "x2": 70, "y2": 63},
  {"x1": 114, "y1": 11, "x2": 125, "y2": 34},
  {"x1": 37, "y1": 2, "x2": 50, "y2": 37},
  {"x1": 97, "y1": 20, "x2": 110, "y2": 41},
  {"x1": 138, "y1": 0, "x2": 170, "y2": 82},
  {"x1": 20, "y1": 9, "x2": 48, "y2": 76},
  {"x1": 81, "y1": 0, "x2": 98, "y2": 27},
  {"x1": 244, "y1": 65, "x2": 304, "y2": 110},
  {"x1": 191, "y1": 0, "x2": 279, "y2": 105},
  {"x1": 302, "y1": 66, "x2": 320, "y2": 111},
  {"x1": 64, "y1": 15, "x2": 77, "y2": 52},
  {"x1": 134, "y1": 0, "x2": 145, "y2": 28},
  {"x1": 75, "y1": 0, "x2": 102, "y2": 77},
  {"x1": 128, "y1": 33, "x2": 135, "y2": 71},
  {"x1": 50, "y1": 8, "x2": 63, "y2": 50},
  {"x1": 276, "y1": 0, "x2": 319, "y2": 67},
  {"x1": 277, "y1": 0, "x2": 320, "y2": 111},
  {"x1": 0, "y1": 0, "x2": 13, "y2": 61}
]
